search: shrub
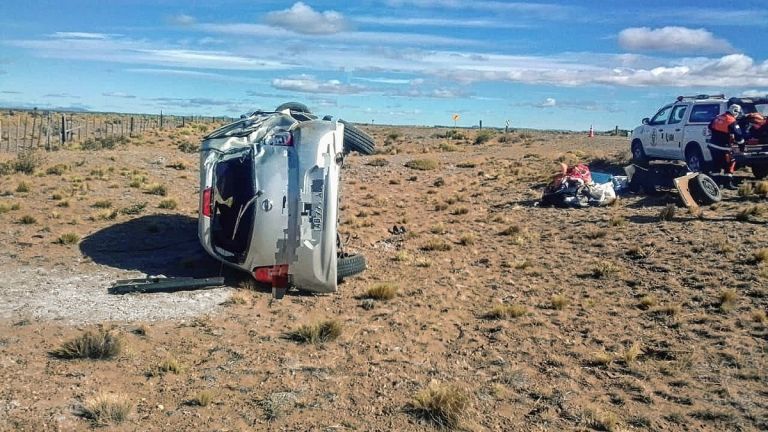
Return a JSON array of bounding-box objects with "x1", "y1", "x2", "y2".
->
[
  {"x1": 50, "y1": 330, "x2": 124, "y2": 359},
  {"x1": 364, "y1": 283, "x2": 398, "y2": 300},
  {"x1": 190, "y1": 391, "x2": 214, "y2": 407},
  {"x1": 92, "y1": 200, "x2": 112, "y2": 209},
  {"x1": 421, "y1": 239, "x2": 452, "y2": 251},
  {"x1": 120, "y1": 202, "x2": 147, "y2": 215},
  {"x1": 18, "y1": 215, "x2": 36, "y2": 224},
  {"x1": 718, "y1": 289, "x2": 738, "y2": 312},
  {"x1": 408, "y1": 383, "x2": 469, "y2": 429},
  {"x1": 80, "y1": 135, "x2": 129, "y2": 150},
  {"x1": 658, "y1": 204, "x2": 676, "y2": 221},
  {"x1": 158, "y1": 199, "x2": 178, "y2": 209},
  {"x1": 474, "y1": 130, "x2": 494, "y2": 145},
  {"x1": 178, "y1": 142, "x2": 200, "y2": 153},
  {"x1": 551, "y1": 294, "x2": 569, "y2": 310},
  {"x1": 483, "y1": 304, "x2": 527, "y2": 319},
  {"x1": 405, "y1": 159, "x2": 438, "y2": 171},
  {"x1": 15, "y1": 182, "x2": 29, "y2": 193},
  {"x1": 286, "y1": 319, "x2": 342, "y2": 344},
  {"x1": 77, "y1": 393, "x2": 132, "y2": 425},
  {"x1": 145, "y1": 183, "x2": 167, "y2": 196},
  {"x1": 366, "y1": 158, "x2": 389, "y2": 167},
  {"x1": 46, "y1": 164, "x2": 67, "y2": 175},
  {"x1": 13, "y1": 151, "x2": 42, "y2": 174},
  {"x1": 55, "y1": 233, "x2": 80, "y2": 245},
  {"x1": 149, "y1": 357, "x2": 184, "y2": 375}
]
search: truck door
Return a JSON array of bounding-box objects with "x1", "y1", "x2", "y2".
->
[
  {"x1": 661, "y1": 104, "x2": 688, "y2": 159},
  {"x1": 645, "y1": 105, "x2": 673, "y2": 157}
]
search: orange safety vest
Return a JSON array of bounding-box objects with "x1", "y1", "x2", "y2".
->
[{"x1": 710, "y1": 113, "x2": 735, "y2": 134}]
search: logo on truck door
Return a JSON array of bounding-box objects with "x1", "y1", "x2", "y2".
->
[
  {"x1": 310, "y1": 179, "x2": 324, "y2": 231},
  {"x1": 651, "y1": 129, "x2": 657, "y2": 146}
]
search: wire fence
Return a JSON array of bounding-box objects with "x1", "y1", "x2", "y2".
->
[{"x1": 0, "y1": 109, "x2": 232, "y2": 152}]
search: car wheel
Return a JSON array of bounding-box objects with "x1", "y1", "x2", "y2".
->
[
  {"x1": 689, "y1": 173, "x2": 721, "y2": 204},
  {"x1": 751, "y1": 164, "x2": 768, "y2": 179},
  {"x1": 685, "y1": 146, "x2": 705, "y2": 173},
  {"x1": 275, "y1": 102, "x2": 311, "y2": 113},
  {"x1": 631, "y1": 140, "x2": 648, "y2": 166},
  {"x1": 338, "y1": 253, "x2": 366, "y2": 281},
  {"x1": 339, "y1": 120, "x2": 375, "y2": 155}
]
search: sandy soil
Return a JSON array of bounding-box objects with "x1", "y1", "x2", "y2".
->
[{"x1": 0, "y1": 121, "x2": 766, "y2": 431}]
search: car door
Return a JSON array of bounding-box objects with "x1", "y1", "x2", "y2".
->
[
  {"x1": 661, "y1": 104, "x2": 688, "y2": 159},
  {"x1": 644, "y1": 105, "x2": 673, "y2": 157}
]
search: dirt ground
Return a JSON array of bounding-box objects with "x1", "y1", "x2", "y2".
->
[{"x1": 0, "y1": 121, "x2": 766, "y2": 431}]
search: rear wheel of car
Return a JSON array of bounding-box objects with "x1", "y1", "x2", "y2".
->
[
  {"x1": 689, "y1": 173, "x2": 721, "y2": 204},
  {"x1": 685, "y1": 146, "x2": 705, "y2": 173},
  {"x1": 631, "y1": 140, "x2": 648, "y2": 166},
  {"x1": 275, "y1": 102, "x2": 310, "y2": 113},
  {"x1": 751, "y1": 164, "x2": 768, "y2": 179},
  {"x1": 338, "y1": 253, "x2": 366, "y2": 281},
  {"x1": 339, "y1": 120, "x2": 375, "y2": 155}
]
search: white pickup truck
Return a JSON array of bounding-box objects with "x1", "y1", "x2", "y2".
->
[{"x1": 630, "y1": 94, "x2": 768, "y2": 179}]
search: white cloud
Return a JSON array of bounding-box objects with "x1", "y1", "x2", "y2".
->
[
  {"x1": 353, "y1": 15, "x2": 529, "y2": 29},
  {"x1": 618, "y1": 26, "x2": 733, "y2": 54},
  {"x1": 264, "y1": 2, "x2": 350, "y2": 35},
  {"x1": 50, "y1": 32, "x2": 113, "y2": 40},
  {"x1": 739, "y1": 89, "x2": 768, "y2": 98},
  {"x1": 169, "y1": 14, "x2": 196, "y2": 26},
  {"x1": 102, "y1": 91, "x2": 136, "y2": 98},
  {"x1": 271, "y1": 76, "x2": 366, "y2": 94},
  {"x1": 537, "y1": 97, "x2": 556, "y2": 107}
]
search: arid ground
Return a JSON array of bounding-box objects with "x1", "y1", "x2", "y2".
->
[{"x1": 0, "y1": 120, "x2": 766, "y2": 431}]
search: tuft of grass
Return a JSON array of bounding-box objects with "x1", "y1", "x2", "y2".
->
[
  {"x1": 498, "y1": 225, "x2": 521, "y2": 236},
  {"x1": 405, "y1": 159, "x2": 438, "y2": 171},
  {"x1": 286, "y1": 319, "x2": 342, "y2": 344},
  {"x1": 458, "y1": 233, "x2": 475, "y2": 245},
  {"x1": 95, "y1": 209, "x2": 118, "y2": 221},
  {"x1": 92, "y1": 200, "x2": 112, "y2": 209},
  {"x1": 56, "y1": 200, "x2": 70, "y2": 208},
  {"x1": 51, "y1": 193, "x2": 63, "y2": 200},
  {"x1": 583, "y1": 408, "x2": 619, "y2": 432},
  {"x1": 755, "y1": 181, "x2": 768, "y2": 196},
  {"x1": 15, "y1": 182, "x2": 30, "y2": 193},
  {"x1": 589, "y1": 351, "x2": 613, "y2": 367},
  {"x1": 120, "y1": 202, "x2": 147, "y2": 215},
  {"x1": 609, "y1": 215, "x2": 626, "y2": 227},
  {"x1": 12, "y1": 151, "x2": 42, "y2": 174},
  {"x1": 656, "y1": 304, "x2": 682, "y2": 316},
  {"x1": 364, "y1": 283, "x2": 399, "y2": 300},
  {"x1": 190, "y1": 390, "x2": 214, "y2": 407},
  {"x1": 753, "y1": 248, "x2": 768, "y2": 263},
  {"x1": 591, "y1": 261, "x2": 621, "y2": 278},
  {"x1": 474, "y1": 130, "x2": 495, "y2": 145},
  {"x1": 718, "y1": 289, "x2": 738, "y2": 312},
  {"x1": 165, "y1": 161, "x2": 187, "y2": 170},
  {"x1": 450, "y1": 206, "x2": 469, "y2": 215},
  {"x1": 738, "y1": 182, "x2": 754, "y2": 197},
  {"x1": 751, "y1": 309, "x2": 767, "y2": 324},
  {"x1": 366, "y1": 157, "x2": 389, "y2": 167},
  {"x1": 145, "y1": 183, "x2": 167, "y2": 196},
  {"x1": 737, "y1": 204, "x2": 766, "y2": 221},
  {"x1": 622, "y1": 342, "x2": 642, "y2": 364},
  {"x1": 45, "y1": 164, "x2": 67, "y2": 176},
  {"x1": 392, "y1": 250, "x2": 411, "y2": 262},
  {"x1": 409, "y1": 383, "x2": 469, "y2": 429},
  {"x1": 483, "y1": 304, "x2": 527, "y2": 320},
  {"x1": 17, "y1": 215, "x2": 37, "y2": 225},
  {"x1": 55, "y1": 233, "x2": 80, "y2": 245},
  {"x1": 421, "y1": 239, "x2": 452, "y2": 252},
  {"x1": 439, "y1": 142, "x2": 459, "y2": 152},
  {"x1": 50, "y1": 330, "x2": 124, "y2": 360},
  {"x1": 158, "y1": 199, "x2": 178, "y2": 210},
  {"x1": 151, "y1": 357, "x2": 184, "y2": 375},
  {"x1": 77, "y1": 393, "x2": 132, "y2": 425},
  {"x1": 551, "y1": 294, "x2": 569, "y2": 310},
  {"x1": 639, "y1": 295, "x2": 658, "y2": 309},
  {"x1": 658, "y1": 204, "x2": 676, "y2": 221}
]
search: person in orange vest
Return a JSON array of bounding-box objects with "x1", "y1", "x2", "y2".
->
[
  {"x1": 708, "y1": 104, "x2": 745, "y2": 190},
  {"x1": 746, "y1": 112, "x2": 767, "y2": 143}
]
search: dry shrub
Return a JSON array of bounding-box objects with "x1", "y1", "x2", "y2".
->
[
  {"x1": 367, "y1": 157, "x2": 389, "y2": 167},
  {"x1": 458, "y1": 233, "x2": 475, "y2": 245},
  {"x1": 609, "y1": 215, "x2": 626, "y2": 227},
  {"x1": 55, "y1": 233, "x2": 80, "y2": 245},
  {"x1": 751, "y1": 309, "x2": 767, "y2": 324},
  {"x1": 191, "y1": 390, "x2": 214, "y2": 407},
  {"x1": 392, "y1": 250, "x2": 411, "y2": 262},
  {"x1": 78, "y1": 393, "x2": 132, "y2": 425},
  {"x1": 483, "y1": 304, "x2": 527, "y2": 319},
  {"x1": 158, "y1": 199, "x2": 178, "y2": 209},
  {"x1": 658, "y1": 204, "x2": 676, "y2": 221},
  {"x1": 718, "y1": 289, "x2": 738, "y2": 312},
  {"x1": 286, "y1": 319, "x2": 342, "y2": 344},
  {"x1": 622, "y1": 342, "x2": 642, "y2": 364},
  {"x1": 738, "y1": 182, "x2": 754, "y2": 197},
  {"x1": 589, "y1": 351, "x2": 613, "y2": 367},
  {"x1": 405, "y1": 159, "x2": 438, "y2": 171},
  {"x1": 583, "y1": 407, "x2": 619, "y2": 432},
  {"x1": 591, "y1": 261, "x2": 621, "y2": 278},
  {"x1": 753, "y1": 248, "x2": 768, "y2": 263},
  {"x1": 18, "y1": 215, "x2": 36, "y2": 225},
  {"x1": 92, "y1": 200, "x2": 112, "y2": 209},
  {"x1": 638, "y1": 295, "x2": 657, "y2": 309},
  {"x1": 365, "y1": 283, "x2": 398, "y2": 300},
  {"x1": 421, "y1": 239, "x2": 452, "y2": 251},
  {"x1": 755, "y1": 181, "x2": 768, "y2": 196},
  {"x1": 551, "y1": 294, "x2": 569, "y2": 310},
  {"x1": 498, "y1": 225, "x2": 521, "y2": 236},
  {"x1": 409, "y1": 383, "x2": 469, "y2": 429},
  {"x1": 150, "y1": 357, "x2": 184, "y2": 376},
  {"x1": 145, "y1": 183, "x2": 167, "y2": 196},
  {"x1": 450, "y1": 206, "x2": 469, "y2": 215},
  {"x1": 737, "y1": 205, "x2": 766, "y2": 221},
  {"x1": 51, "y1": 330, "x2": 124, "y2": 359}
]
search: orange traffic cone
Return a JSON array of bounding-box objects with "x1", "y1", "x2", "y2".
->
[{"x1": 588, "y1": 125, "x2": 594, "y2": 138}]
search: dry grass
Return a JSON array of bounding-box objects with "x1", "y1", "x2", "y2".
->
[
  {"x1": 718, "y1": 289, "x2": 738, "y2": 312},
  {"x1": 409, "y1": 383, "x2": 469, "y2": 429},
  {"x1": 150, "y1": 357, "x2": 184, "y2": 375},
  {"x1": 158, "y1": 199, "x2": 178, "y2": 209},
  {"x1": 55, "y1": 233, "x2": 80, "y2": 245},
  {"x1": 50, "y1": 329, "x2": 124, "y2": 360},
  {"x1": 364, "y1": 283, "x2": 398, "y2": 300},
  {"x1": 583, "y1": 407, "x2": 619, "y2": 432},
  {"x1": 15, "y1": 182, "x2": 30, "y2": 193},
  {"x1": 755, "y1": 180, "x2": 768, "y2": 196},
  {"x1": 190, "y1": 390, "x2": 214, "y2": 407},
  {"x1": 551, "y1": 294, "x2": 569, "y2": 310},
  {"x1": 658, "y1": 204, "x2": 676, "y2": 221},
  {"x1": 622, "y1": 342, "x2": 642, "y2": 364},
  {"x1": 639, "y1": 295, "x2": 658, "y2": 309},
  {"x1": 405, "y1": 159, "x2": 439, "y2": 171},
  {"x1": 751, "y1": 309, "x2": 767, "y2": 324},
  {"x1": 17, "y1": 215, "x2": 37, "y2": 225},
  {"x1": 498, "y1": 225, "x2": 521, "y2": 236},
  {"x1": 145, "y1": 183, "x2": 167, "y2": 196},
  {"x1": 458, "y1": 233, "x2": 475, "y2": 245},
  {"x1": 737, "y1": 205, "x2": 767, "y2": 221},
  {"x1": 589, "y1": 351, "x2": 613, "y2": 367},
  {"x1": 591, "y1": 261, "x2": 621, "y2": 278},
  {"x1": 421, "y1": 239, "x2": 452, "y2": 251},
  {"x1": 753, "y1": 248, "x2": 768, "y2": 264},
  {"x1": 392, "y1": 250, "x2": 411, "y2": 262},
  {"x1": 450, "y1": 206, "x2": 469, "y2": 215},
  {"x1": 738, "y1": 182, "x2": 754, "y2": 197},
  {"x1": 286, "y1": 319, "x2": 342, "y2": 344},
  {"x1": 92, "y1": 200, "x2": 112, "y2": 209},
  {"x1": 78, "y1": 393, "x2": 132, "y2": 425},
  {"x1": 483, "y1": 304, "x2": 527, "y2": 319}
]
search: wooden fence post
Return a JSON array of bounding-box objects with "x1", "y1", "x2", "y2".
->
[{"x1": 60, "y1": 114, "x2": 65, "y2": 145}]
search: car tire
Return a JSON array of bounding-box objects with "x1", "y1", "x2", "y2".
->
[
  {"x1": 751, "y1": 164, "x2": 768, "y2": 179},
  {"x1": 631, "y1": 140, "x2": 648, "y2": 166},
  {"x1": 339, "y1": 120, "x2": 375, "y2": 155},
  {"x1": 689, "y1": 173, "x2": 721, "y2": 204},
  {"x1": 685, "y1": 145, "x2": 706, "y2": 173},
  {"x1": 338, "y1": 253, "x2": 366, "y2": 281},
  {"x1": 275, "y1": 102, "x2": 311, "y2": 113}
]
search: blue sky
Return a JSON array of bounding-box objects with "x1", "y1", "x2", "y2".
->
[{"x1": 1, "y1": 0, "x2": 767, "y2": 130}]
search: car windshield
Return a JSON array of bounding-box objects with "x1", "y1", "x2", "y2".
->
[{"x1": 206, "y1": 113, "x2": 297, "y2": 139}]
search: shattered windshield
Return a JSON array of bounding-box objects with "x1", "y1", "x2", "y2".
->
[{"x1": 206, "y1": 113, "x2": 298, "y2": 140}]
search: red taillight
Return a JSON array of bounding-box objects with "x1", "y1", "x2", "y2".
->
[
  {"x1": 253, "y1": 265, "x2": 289, "y2": 287},
  {"x1": 202, "y1": 187, "x2": 212, "y2": 217},
  {"x1": 267, "y1": 131, "x2": 293, "y2": 146}
]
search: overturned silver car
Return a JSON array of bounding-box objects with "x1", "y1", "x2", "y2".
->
[{"x1": 198, "y1": 103, "x2": 373, "y2": 296}]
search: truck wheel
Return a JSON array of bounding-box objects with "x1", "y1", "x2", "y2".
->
[
  {"x1": 689, "y1": 173, "x2": 721, "y2": 204},
  {"x1": 685, "y1": 146, "x2": 706, "y2": 173},
  {"x1": 275, "y1": 102, "x2": 311, "y2": 113},
  {"x1": 631, "y1": 140, "x2": 648, "y2": 166},
  {"x1": 339, "y1": 120, "x2": 375, "y2": 155},
  {"x1": 338, "y1": 253, "x2": 366, "y2": 281},
  {"x1": 751, "y1": 164, "x2": 768, "y2": 179}
]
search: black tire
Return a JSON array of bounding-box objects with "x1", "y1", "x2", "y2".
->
[
  {"x1": 275, "y1": 102, "x2": 311, "y2": 113},
  {"x1": 339, "y1": 120, "x2": 375, "y2": 155},
  {"x1": 685, "y1": 145, "x2": 706, "y2": 173},
  {"x1": 338, "y1": 253, "x2": 366, "y2": 281},
  {"x1": 689, "y1": 173, "x2": 721, "y2": 205},
  {"x1": 631, "y1": 140, "x2": 648, "y2": 166},
  {"x1": 751, "y1": 164, "x2": 768, "y2": 179}
]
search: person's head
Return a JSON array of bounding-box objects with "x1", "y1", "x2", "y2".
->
[{"x1": 728, "y1": 104, "x2": 742, "y2": 118}]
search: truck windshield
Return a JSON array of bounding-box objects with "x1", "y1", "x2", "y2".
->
[{"x1": 206, "y1": 113, "x2": 297, "y2": 139}]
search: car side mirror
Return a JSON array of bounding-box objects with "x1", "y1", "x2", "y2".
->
[{"x1": 642, "y1": 118, "x2": 649, "y2": 125}]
